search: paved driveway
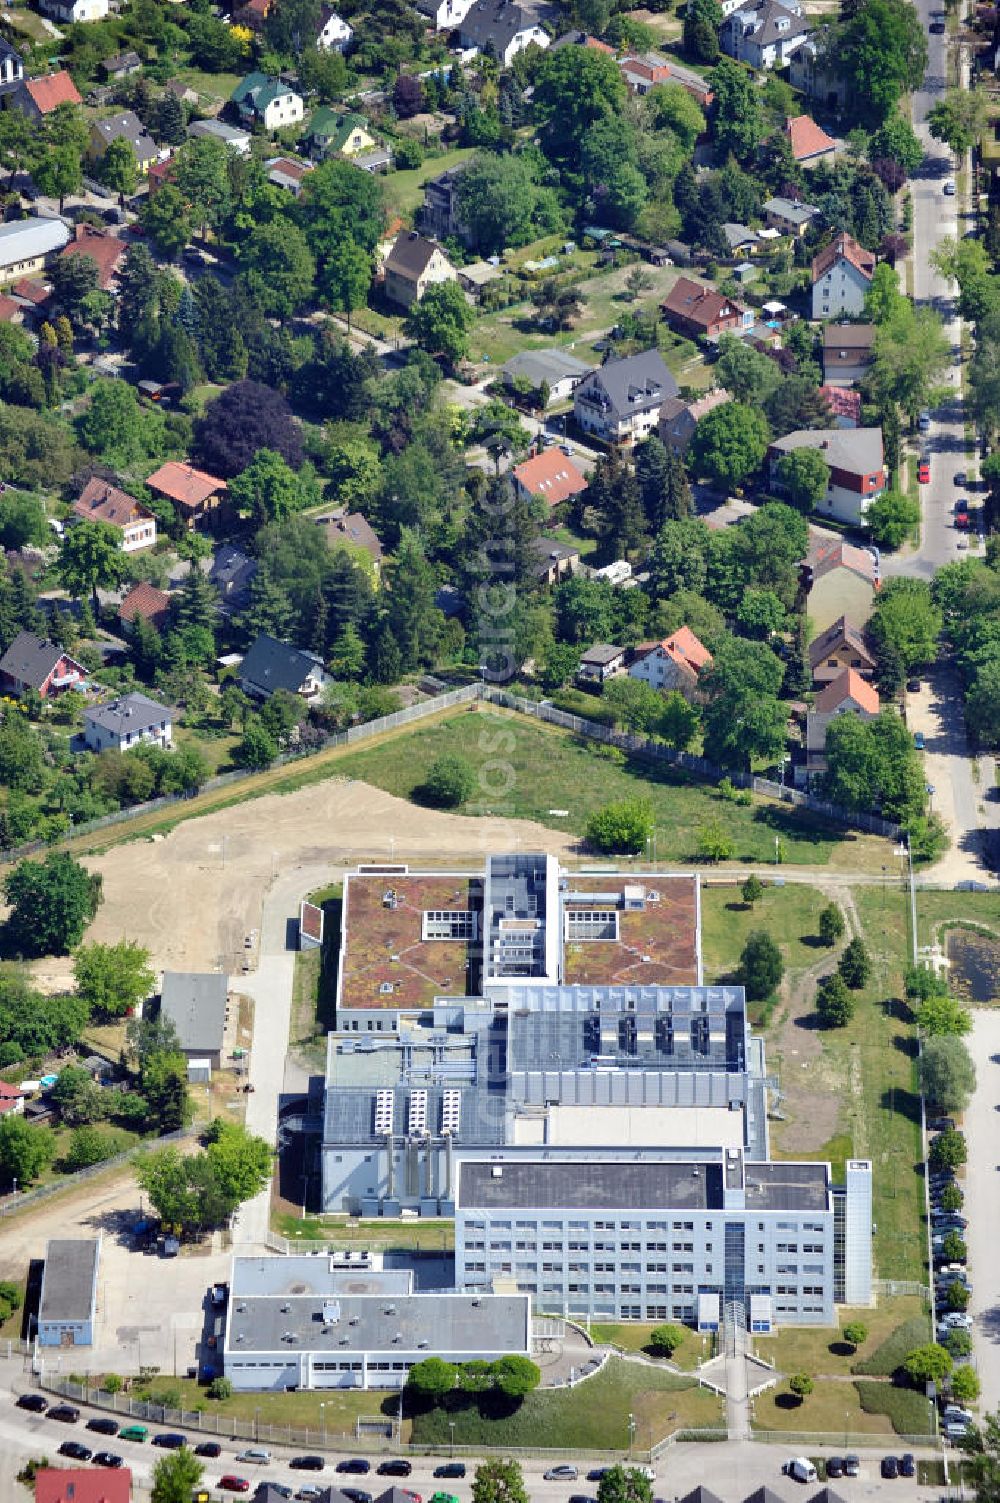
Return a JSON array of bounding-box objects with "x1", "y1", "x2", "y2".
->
[
  {"x1": 907, "y1": 667, "x2": 995, "y2": 885},
  {"x1": 963, "y1": 1009, "x2": 1000, "y2": 1415}
]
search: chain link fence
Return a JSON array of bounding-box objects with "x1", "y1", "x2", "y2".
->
[{"x1": 0, "y1": 1127, "x2": 194, "y2": 1219}]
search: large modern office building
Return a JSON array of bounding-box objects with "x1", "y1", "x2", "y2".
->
[{"x1": 321, "y1": 855, "x2": 872, "y2": 1331}]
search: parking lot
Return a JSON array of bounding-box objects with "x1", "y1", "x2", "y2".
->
[{"x1": 962, "y1": 1008, "x2": 1000, "y2": 1416}]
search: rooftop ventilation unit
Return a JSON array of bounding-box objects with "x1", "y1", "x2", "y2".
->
[
  {"x1": 375, "y1": 1090, "x2": 394, "y2": 1136},
  {"x1": 379, "y1": 982, "x2": 394, "y2": 996},
  {"x1": 408, "y1": 1089, "x2": 428, "y2": 1136},
  {"x1": 441, "y1": 1089, "x2": 461, "y2": 1136},
  {"x1": 322, "y1": 1301, "x2": 341, "y2": 1325}
]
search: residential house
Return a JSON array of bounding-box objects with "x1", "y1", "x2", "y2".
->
[
  {"x1": 769, "y1": 426, "x2": 886, "y2": 526},
  {"x1": 316, "y1": 6, "x2": 353, "y2": 48},
  {"x1": 811, "y1": 232, "x2": 875, "y2": 319},
  {"x1": 316, "y1": 511, "x2": 384, "y2": 575},
  {"x1": 83, "y1": 692, "x2": 173, "y2": 754},
  {"x1": 619, "y1": 51, "x2": 713, "y2": 107},
  {"x1": 661, "y1": 276, "x2": 748, "y2": 341},
  {"x1": 511, "y1": 447, "x2": 588, "y2": 509},
  {"x1": 419, "y1": 165, "x2": 469, "y2": 242},
  {"x1": 416, "y1": 0, "x2": 479, "y2": 28},
  {"x1": 101, "y1": 50, "x2": 141, "y2": 79},
  {"x1": 459, "y1": 0, "x2": 554, "y2": 64},
  {"x1": 657, "y1": 389, "x2": 732, "y2": 457},
  {"x1": 240, "y1": 633, "x2": 331, "y2": 700},
  {"x1": 383, "y1": 231, "x2": 456, "y2": 309},
  {"x1": 160, "y1": 972, "x2": 228, "y2": 1073},
  {"x1": 574, "y1": 349, "x2": 677, "y2": 446},
  {"x1": 87, "y1": 112, "x2": 158, "y2": 173},
  {"x1": 165, "y1": 79, "x2": 199, "y2": 105},
  {"x1": 802, "y1": 535, "x2": 878, "y2": 635},
  {"x1": 804, "y1": 668, "x2": 879, "y2": 780},
  {"x1": 502, "y1": 348, "x2": 594, "y2": 404},
  {"x1": 72, "y1": 477, "x2": 156, "y2": 552},
  {"x1": 628, "y1": 626, "x2": 713, "y2": 699},
  {"x1": 532, "y1": 536, "x2": 580, "y2": 586},
  {"x1": 577, "y1": 643, "x2": 627, "y2": 684},
  {"x1": 35, "y1": 1468, "x2": 129, "y2": 1503},
  {"x1": 722, "y1": 223, "x2": 761, "y2": 259},
  {"x1": 808, "y1": 615, "x2": 875, "y2": 686},
  {"x1": 145, "y1": 461, "x2": 227, "y2": 530},
  {"x1": 59, "y1": 225, "x2": 125, "y2": 290},
  {"x1": 0, "y1": 294, "x2": 23, "y2": 324},
  {"x1": 209, "y1": 544, "x2": 258, "y2": 610},
  {"x1": 119, "y1": 581, "x2": 173, "y2": 634},
  {"x1": 0, "y1": 217, "x2": 70, "y2": 285},
  {"x1": 720, "y1": 0, "x2": 810, "y2": 69},
  {"x1": 147, "y1": 158, "x2": 176, "y2": 195},
  {"x1": 10, "y1": 69, "x2": 81, "y2": 121},
  {"x1": 38, "y1": 0, "x2": 108, "y2": 20},
  {"x1": 0, "y1": 1082, "x2": 25, "y2": 1117},
  {"x1": 786, "y1": 113, "x2": 836, "y2": 165},
  {"x1": 821, "y1": 322, "x2": 875, "y2": 386},
  {"x1": 264, "y1": 157, "x2": 313, "y2": 194},
  {"x1": 0, "y1": 38, "x2": 24, "y2": 98},
  {"x1": 308, "y1": 108, "x2": 374, "y2": 159},
  {"x1": 788, "y1": 35, "x2": 846, "y2": 110},
  {"x1": 0, "y1": 630, "x2": 86, "y2": 698},
  {"x1": 187, "y1": 119, "x2": 252, "y2": 154},
  {"x1": 232, "y1": 0, "x2": 273, "y2": 30},
  {"x1": 231, "y1": 72, "x2": 304, "y2": 132},
  {"x1": 762, "y1": 196, "x2": 820, "y2": 237},
  {"x1": 819, "y1": 386, "x2": 862, "y2": 427}
]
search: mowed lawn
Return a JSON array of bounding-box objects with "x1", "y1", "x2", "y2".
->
[
  {"x1": 408, "y1": 1358, "x2": 723, "y2": 1450},
  {"x1": 333, "y1": 709, "x2": 889, "y2": 869},
  {"x1": 384, "y1": 148, "x2": 477, "y2": 218},
  {"x1": 700, "y1": 882, "x2": 833, "y2": 984}
]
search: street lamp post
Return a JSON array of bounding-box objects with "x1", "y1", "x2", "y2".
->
[
  {"x1": 627, "y1": 1411, "x2": 636, "y2": 1459},
  {"x1": 320, "y1": 1402, "x2": 326, "y2": 1447},
  {"x1": 449, "y1": 1421, "x2": 456, "y2": 1457}
]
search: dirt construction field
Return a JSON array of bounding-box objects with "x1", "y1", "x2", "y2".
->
[{"x1": 74, "y1": 777, "x2": 579, "y2": 977}]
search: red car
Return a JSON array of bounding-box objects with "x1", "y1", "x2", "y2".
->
[
  {"x1": 918, "y1": 461, "x2": 930, "y2": 484},
  {"x1": 220, "y1": 1479, "x2": 251, "y2": 1493}
]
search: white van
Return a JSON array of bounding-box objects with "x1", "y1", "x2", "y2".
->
[
  {"x1": 236, "y1": 1449, "x2": 271, "y2": 1465},
  {"x1": 783, "y1": 1458, "x2": 818, "y2": 1483}
]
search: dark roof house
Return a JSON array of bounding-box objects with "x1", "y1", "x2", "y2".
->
[
  {"x1": 0, "y1": 631, "x2": 86, "y2": 698},
  {"x1": 209, "y1": 544, "x2": 258, "y2": 609},
  {"x1": 239, "y1": 633, "x2": 330, "y2": 700}
]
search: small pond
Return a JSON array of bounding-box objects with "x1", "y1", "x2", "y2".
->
[{"x1": 946, "y1": 929, "x2": 1000, "y2": 1004}]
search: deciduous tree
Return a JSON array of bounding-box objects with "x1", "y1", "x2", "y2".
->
[{"x1": 3, "y1": 853, "x2": 103, "y2": 958}]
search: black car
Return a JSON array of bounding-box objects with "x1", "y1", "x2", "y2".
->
[
  {"x1": 881, "y1": 1456, "x2": 899, "y2": 1479},
  {"x1": 434, "y1": 1466, "x2": 466, "y2": 1480},
  {"x1": 59, "y1": 1442, "x2": 93, "y2": 1461},
  {"x1": 844, "y1": 1456, "x2": 860, "y2": 1478},
  {"x1": 899, "y1": 1454, "x2": 916, "y2": 1478},
  {"x1": 377, "y1": 1461, "x2": 412, "y2": 1478},
  {"x1": 906, "y1": 679, "x2": 921, "y2": 694},
  {"x1": 337, "y1": 1461, "x2": 371, "y2": 1476},
  {"x1": 152, "y1": 1433, "x2": 188, "y2": 1449},
  {"x1": 340, "y1": 1488, "x2": 371, "y2": 1503},
  {"x1": 290, "y1": 1459, "x2": 326, "y2": 1472},
  {"x1": 257, "y1": 1487, "x2": 292, "y2": 1499},
  {"x1": 195, "y1": 1443, "x2": 223, "y2": 1459},
  {"x1": 49, "y1": 1405, "x2": 81, "y2": 1424},
  {"x1": 92, "y1": 1453, "x2": 124, "y2": 1469},
  {"x1": 17, "y1": 1394, "x2": 48, "y2": 1413},
  {"x1": 87, "y1": 1417, "x2": 120, "y2": 1436},
  {"x1": 826, "y1": 1457, "x2": 845, "y2": 1479},
  {"x1": 587, "y1": 1470, "x2": 610, "y2": 1483}
]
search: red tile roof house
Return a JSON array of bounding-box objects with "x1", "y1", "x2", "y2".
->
[
  {"x1": 73, "y1": 478, "x2": 156, "y2": 552},
  {"x1": 804, "y1": 667, "x2": 880, "y2": 780},
  {"x1": 119, "y1": 581, "x2": 173, "y2": 634},
  {"x1": 819, "y1": 384, "x2": 862, "y2": 428},
  {"x1": 628, "y1": 626, "x2": 713, "y2": 699},
  {"x1": 619, "y1": 52, "x2": 714, "y2": 107},
  {"x1": 0, "y1": 1081, "x2": 25, "y2": 1116},
  {"x1": 811, "y1": 231, "x2": 875, "y2": 319},
  {"x1": 145, "y1": 461, "x2": 228, "y2": 531},
  {"x1": 36, "y1": 1469, "x2": 131, "y2": 1503},
  {"x1": 786, "y1": 112, "x2": 837, "y2": 165},
  {"x1": 59, "y1": 226, "x2": 125, "y2": 290},
  {"x1": 511, "y1": 448, "x2": 588, "y2": 509},
  {"x1": 658, "y1": 388, "x2": 731, "y2": 457},
  {"x1": 0, "y1": 630, "x2": 87, "y2": 698},
  {"x1": 9, "y1": 69, "x2": 82, "y2": 122},
  {"x1": 147, "y1": 157, "x2": 177, "y2": 195},
  {"x1": 661, "y1": 276, "x2": 749, "y2": 341}
]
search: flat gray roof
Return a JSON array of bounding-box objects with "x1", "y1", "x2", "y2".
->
[
  {"x1": 160, "y1": 971, "x2": 227, "y2": 1053},
  {"x1": 231, "y1": 1256, "x2": 413, "y2": 1300},
  {"x1": 745, "y1": 1161, "x2": 829, "y2": 1212},
  {"x1": 459, "y1": 1157, "x2": 724, "y2": 1211},
  {"x1": 39, "y1": 1238, "x2": 100, "y2": 1324},
  {"x1": 226, "y1": 1291, "x2": 529, "y2": 1357}
]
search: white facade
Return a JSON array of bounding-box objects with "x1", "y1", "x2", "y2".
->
[
  {"x1": 317, "y1": 10, "x2": 353, "y2": 48},
  {"x1": 421, "y1": 0, "x2": 478, "y2": 27},
  {"x1": 630, "y1": 646, "x2": 695, "y2": 696},
  {"x1": 39, "y1": 0, "x2": 109, "y2": 19},
  {"x1": 262, "y1": 90, "x2": 303, "y2": 131},
  {"x1": 83, "y1": 696, "x2": 173, "y2": 754},
  {"x1": 812, "y1": 256, "x2": 871, "y2": 319}
]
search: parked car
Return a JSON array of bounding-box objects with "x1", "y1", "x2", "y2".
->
[
  {"x1": 434, "y1": 1466, "x2": 466, "y2": 1480},
  {"x1": 92, "y1": 1453, "x2": 124, "y2": 1468},
  {"x1": 944, "y1": 1421, "x2": 969, "y2": 1441},
  {"x1": 48, "y1": 1406, "x2": 81, "y2": 1424},
  {"x1": 58, "y1": 1443, "x2": 93, "y2": 1461},
  {"x1": 219, "y1": 1479, "x2": 251, "y2": 1493},
  {"x1": 257, "y1": 1488, "x2": 292, "y2": 1500},
  {"x1": 378, "y1": 1462, "x2": 412, "y2": 1477},
  {"x1": 295, "y1": 1490, "x2": 324, "y2": 1502},
  {"x1": 118, "y1": 1425, "x2": 148, "y2": 1443},
  {"x1": 918, "y1": 412, "x2": 931, "y2": 431},
  {"x1": 918, "y1": 461, "x2": 930, "y2": 484},
  {"x1": 17, "y1": 1394, "x2": 48, "y2": 1413},
  {"x1": 943, "y1": 179, "x2": 957, "y2": 195},
  {"x1": 782, "y1": 1458, "x2": 817, "y2": 1483},
  {"x1": 86, "y1": 1418, "x2": 119, "y2": 1436},
  {"x1": 340, "y1": 1488, "x2": 371, "y2": 1503},
  {"x1": 881, "y1": 1456, "x2": 899, "y2": 1479},
  {"x1": 844, "y1": 1456, "x2": 860, "y2": 1478},
  {"x1": 236, "y1": 1450, "x2": 271, "y2": 1466},
  {"x1": 337, "y1": 1461, "x2": 371, "y2": 1475},
  {"x1": 544, "y1": 1468, "x2": 579, "y2": 1481},
  {"x1": 586, "y1": 1470, "x2": 609, "y2": 1483},
  {"x1": 195, "y1": 1443, "x2": 223, "y2": 1458},
  {"x1": 152, "y1": 1433, "x2": 188, "y2": 1450},
  {"x1": 825, "y1": 1458, "x2": 845, "y2": 1478},
  {"x1": 899, "y1": 1455, "x2": 915, "y2": 1478},
  {"x1": 290, "y1": 1459, "x2": 326, "y2": 1472}
]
